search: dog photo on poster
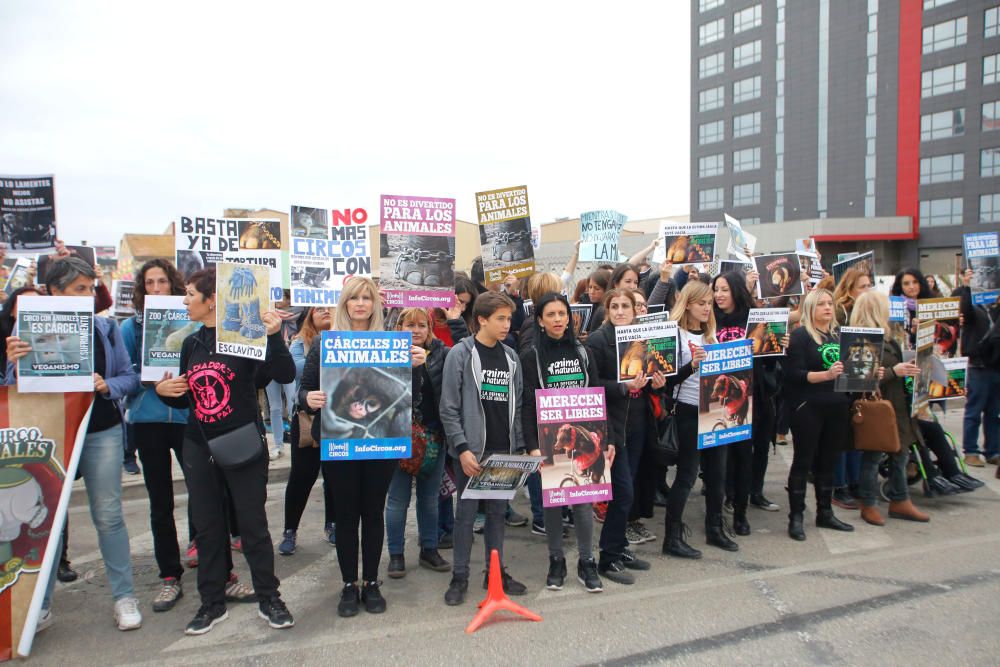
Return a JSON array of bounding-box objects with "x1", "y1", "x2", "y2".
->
[{"x1": 697, "y1": 340, "x2": 753, "y2": 449}]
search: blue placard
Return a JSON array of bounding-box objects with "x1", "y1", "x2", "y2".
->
[
  {"x1": 698, "y1": 339, "x2": 754, "y2": 449},
  {"x1": 319, "y1": 330, "x2": 413, "y2": 461},
  {"x1": 889, "y1": 296, "x2": 908, "y2": 322}
]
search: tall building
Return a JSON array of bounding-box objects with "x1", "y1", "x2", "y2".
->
[{"x1": 690, "y1": 0, "x2": 1000, "y2": 277}]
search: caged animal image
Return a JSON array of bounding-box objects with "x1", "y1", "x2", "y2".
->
[
  {"x1": 26, "y1": 331, "x2": 82, "y2": 369},
  {"x1": 699, "y1": 372, "x2": 751, "y2": 432},
  {"x1": 663, "y1": 235, "x2": 712, "y2": 264},
  {"x1": 746, "y1": 322, "x2": 785, "y2": 355},
  {"x1": 619, "y1": 340, "x2": 676, "y2": 380},
  {"x1": 322, "y1": 367, "x2": 410, "y2": 442},
  {"x1": 844, "y1": 338, "x2": 880, "y2": 380},
  {"x1": 537, "y1": 423, "x2": 608, "y2": 489}
]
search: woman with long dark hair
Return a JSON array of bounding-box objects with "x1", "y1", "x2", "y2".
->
[
  {"x1": 520, "y1": 292, "x2": 605, "y2": 593},
  {"x1": 156, "y1": 267, "x2": 295, "y2": 635},
  {"x1": 890, "y1": 268, "x2": 932, "y2": 347},
  {"x1": 277, "y1": 306, "x2": 336, "y2": 556}
]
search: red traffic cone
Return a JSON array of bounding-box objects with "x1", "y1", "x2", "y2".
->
[{"x1": 465, "y1": 549, "x2": 542, "y2": 634}]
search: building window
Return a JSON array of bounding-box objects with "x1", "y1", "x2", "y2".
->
[
  {"x1": 733, "y1": 40, "x2": 762, "y2": 69},
  {"x1": 923, "y1": 17, "x2": 968, "y2": 53},
  {"x1": 981, "y1": 148, "x2": 1000, "y2": 177},
  {"x1": 733, "y1": 147, "x2": 760, "y2": 172},
  {"x1": 699, "y1": 188, "x2": 724, "y2": 210},
  {"x1": 982, "y1": 194, "x2": 1000, "y2": 222},
  {"x1": 699, "y1": 52, "x2": 725, "y2": 79},
  {"x1": 699, "y1": 0, "x2": 724, "y2": 12},
  {"x1": 733, "y1": 4, "x2": 762, "y2": 34},
  {"x1": 733, "y1": 75, "x2": 762, "y2": 104},
  {"x1": 986, "y1": 54, "x2": 1000, "y2": 85},
  {"x1": 699, "y1": 120, "x2": 725, "y2": 145},
  {"x1": 733, "y1": 111, "x2": 761, "y2": 138},
  {"x1": 699, "y1": 18, "x2": 725, "y2": 45},
  {"x1": 732, "y1": 182, "x2": 761, "y2": 207},
  {"x1": 984, "y1": 101, "x2": 1000, "y2": 131},
  {"x1": 699, "y1": 154, "x2": 724, "y2": 178},
  {"x1": 921, "y1": 63, "x2": 966, "y2": 97},
  {"x1": 920, "y1": 153, "x2": 964, "y2": 184},
  {"x1": 699, "y1": 86, "x2": 725, "y2": 112},
  {"x1": 987, "y1": 6, "x2": 1000, "y2": 38},
  {"x1": 924, "y1": 0, "x2": 957, "y2": 8},
  {"x1": 741, "y1": 217, "x2": 761, "y2": 225},
  {"x1": 921, "y1": 108, "x2": 965, "y2": 140},
  {"x1": 920, "y1": 198, "x2": 963, "y2": 226}
]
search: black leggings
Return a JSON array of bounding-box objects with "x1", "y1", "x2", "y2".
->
[
  {"x1": 918, "y1": 419, "x2": 961, "y2": 478},
  {"x1": 727, "y1": 395, "x2": 777, "y2": 507},
  {"x1": 787, "y1": 400, "x2": 850, "y2": 513},
  {"x1": 283, "y1": 415, "x2": 336, "y2": 531},
  {"x1": 664, "y1": 403, "x2": 725, "y2": 526},
  {"x1": 328, "y1": 459, "x2": 397, "y2": 583}
]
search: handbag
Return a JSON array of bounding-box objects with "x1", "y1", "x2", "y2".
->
[
  {"x1": 399, "y1": 421, "x2": 429, "y2": 476},
  {"x1": 206, "y1": 421, "x2": 268, "y2": 469},
  {"x1": 650, "y1": 390, "x2": 680, "y2": 467},
  {"x1": 850, "y1": 392, "x2": 901, "y2": 454},
  {"x1": 297, "y1": 411, "x2": 317, "y2": 448}
]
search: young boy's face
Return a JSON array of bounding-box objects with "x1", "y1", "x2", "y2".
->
[{"x1": 477, "y1": 307, "x2": 512, "y2": 343}]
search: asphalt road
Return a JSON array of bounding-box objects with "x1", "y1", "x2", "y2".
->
[{"x1": 27, "y1": 408, "x2": 1000, "y2": 666}]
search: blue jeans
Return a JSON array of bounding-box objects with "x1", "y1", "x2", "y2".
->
[
  {"x1": 45, "y1": 426, "x2": 135, "y2": 608},
  {"x1": 833, "y1": 451, "x2": 862, "y2": 488},
  {"x1": 385, "y1": 452, "x2": 447, "y2": 554},
  {"x1": 963, "y1": 367, "x2": 1000, "y2": 458},
  {"x1": 265, "y1": 380, "x2": 296, "y2": 436}
]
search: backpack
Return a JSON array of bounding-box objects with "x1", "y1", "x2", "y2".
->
[{"x1": 978, "y1": 306, "x2": 1000, "y2": 369}]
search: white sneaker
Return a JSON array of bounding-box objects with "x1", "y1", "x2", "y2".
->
[
  {"x1": 268, "y1": 446, "x2": 282, "y2": 461},
  {"x1": 114, "y1": 597, "x2": 142, "y2": 631},
  {"x1": 36, "y1": 608, "x2": 53, "y2": 634}
]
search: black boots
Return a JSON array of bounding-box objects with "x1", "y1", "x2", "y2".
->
[
  {"x1": 787, "y1": 485, "x2": 807, "y2": 541},
  {"x1": 662, "y1": 517, "x2": 703, "y2": 559},
  {"x1": 816, "y1": 484, "x2": 854, "y2": 532},
  {"x1": 705, "y1": 514, "x2": 739, "y2": 552},
  {"x1": 732, "y1": 505, "x2": 751, "y2": 536},
  {"x1": 788, "y1": 513, "x2": 806, "y2": 541}
]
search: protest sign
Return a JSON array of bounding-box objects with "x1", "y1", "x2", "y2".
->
[
  {"x1": 3, "y1": 258, "x2": 32, "y2": 295},
  {"x1": 911, "y1": 320, "x2": 936, "y2": 416},
  {"x1": 724, "y1": 214, "x2": 756, "y2": 262},
  {"x1": 796, "y1": 238, "x2": 817, "y2": 255},
  {"x1": 531, "y1": 221, "x2": 541, "y2": 250},
  {"x1": 522, "y1": 300, "x2": 534, "y2": 319},
  {"x1": 916, "y1": 297, "x2": 961, "y2": 359},
  {"x1": 175, "y1": 215, "x2": 283, "y2": 301},
  {"x1": 141, "y1": 295, "x2": 199, "y2": 381},
  {"x1": 461, "y1": 454, "x2": 543, "y2": 500},
  {"x1": 615, "y1": 320, "x2": 679, "y2": 382},
  {"x1": 290, "y1": 206, "x2": 372, "y2": 307},
  {"x1": 835, "y1": 327, "x2": 884, "y2": 392},
  {"x1": 112, "y1": 280, "x2": 134, "y2": 318},
  {"x1": 535, "y1": 388, "x2": 612, "y2": 508},
  {"x1": 0, "y1": 176, "x2": 56, "y2": 254},
  {"x1": 794, "y1": 245, "x2": 824, "y2": 287},
  {"x1": 319, "y1": 330, "x2": 412, "y2": 461},
  {"x1": 15, "y1": 296, "x2": 94, "y2": 393},
  {"x1": 753, "y1": 253, "x2": 803, "y2": 299},
  {"x1": 0, "y1": 389, "x2": 93, "y2": 658},
  {"x1": 215, "y1": 262, "x2": 270, "y2": 360},
  {"x1": 837, "y1": 252, "x2": 860, "y2": 263},
  {"x1": 715, "y1": 259, "x2": 753, "y2": 279},
  {"x1": 654, "y1": 222, "x2": 717, "y2": 265},
  {"x1": 744, "y1": 308, "x2": 789, "y2": 356},
  {"x1": 570, "y1": 304, "x2": 593, "y2": 335},
  {"x1": 579, "y1": 210, "x2": 627, "y2": 262},
  {"x1": 832, "y1": 251, "x2": 874, "y2": 286},
  {"x1": 636, "y1": 310, "x2": 671, "y2": 324},
  {"x1": 965, "y1": 231, "x2": 1000, "y2": 305},
  {"x1": 889, "y1": 296, "x2": 908, "y2": 322},
  {"x1": 930, "y1": 356, "x2": 967, "y2": 400},
  {"x1": 697, "y1": 339, "x2": 753, "y2": 449},
  {"x1": 476, "y1": 185, "x2": 535, "y2": 286},
  {"x1": 645, "y1": 303, "x2": 666, "y2": 315},
  {"x1": 380, "y1": 195, "x2": 456, "y2": 307}
]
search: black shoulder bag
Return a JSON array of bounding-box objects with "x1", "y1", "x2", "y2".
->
[
  {"x1": 651, "y1": 387, "x2": 680, "y2": 468},
  {"x1": 187, "y1": 396, "x2": 267, "y2": 469}
]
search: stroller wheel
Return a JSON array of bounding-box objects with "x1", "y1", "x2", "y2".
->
[{"x1": 879, "y1": 479, "x2": 892, "y2": 503}]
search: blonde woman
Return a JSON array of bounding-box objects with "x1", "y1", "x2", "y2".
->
[
  {"x1": 850, "y1": 291, "x2": 928, "y2": 525},
  {"x1": 784, "y1": 289, "x2": 854, "y2": 541},
  {"x1": 832, "y1": 266, "x2": 873, "y2": 326},
  {"x1": 298, "y1": 277, "x2": 425, "y2": 617},
  {"x1": 663, "y1": 281, "x2": 735, "y2": 557}
]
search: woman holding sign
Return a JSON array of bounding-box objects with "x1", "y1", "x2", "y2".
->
[
  {"x1": 155, "y1": 267, "x2": 295, "y2": 635},
  {"x1": 784, "y1": 288, "x2": 855, "y2": 541},
  {"x1": 850, "y1": 291, "x2": 929, "y2": 525},
  {"x1": 520, "y1": 292, "x2": 605, "y2": 593},
  {"x1": 299, "y1": 277, "x2": 426, "y2": 617},
  {"x1": 664, "y1": 281, "x2": 735, "y2": 556}
]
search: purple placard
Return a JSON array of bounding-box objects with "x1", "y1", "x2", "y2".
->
[
  {"x1": 380, "y1": 194, "x2": 457, "y2": 308},
  {"x1": 535, "y1": 387, "x2": 611, "y2": 508}
]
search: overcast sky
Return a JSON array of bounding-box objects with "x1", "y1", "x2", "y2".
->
[{"x1": 0, "y1": 1, "x2": 691, "y2": 247}]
